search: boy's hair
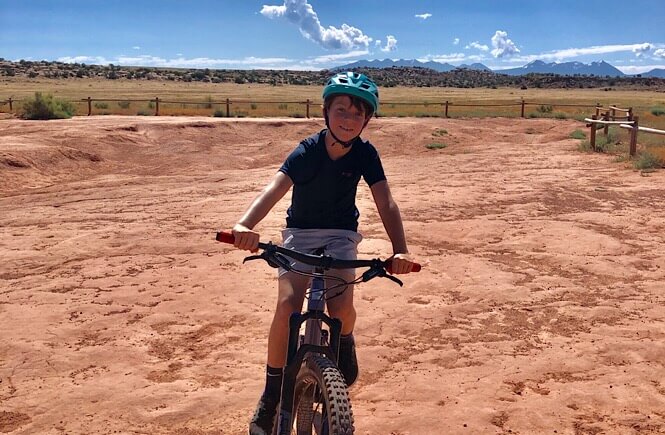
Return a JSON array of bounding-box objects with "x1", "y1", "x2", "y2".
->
[{"x1": 323, "y1": 94, "x2": 374, "y2": 119}]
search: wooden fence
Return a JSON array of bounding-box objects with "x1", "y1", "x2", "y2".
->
[
  {"x1": 0, "y1": 96, "x2": 599, "y2": 118},
  {"x1": 585, "y1": 104, "x2": 665, "y2": 156}
]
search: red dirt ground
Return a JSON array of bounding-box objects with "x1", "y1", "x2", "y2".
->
[{"x1": 1, "y1": 116, "x2": 664, "y2": 434}]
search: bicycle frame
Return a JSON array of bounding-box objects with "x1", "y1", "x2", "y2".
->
[
  {"x1": 276, "y1": 268, "x2": 343, "y2": 435},
  {"x1": 214, "y1": 230, "x2": 420, "y2": 434}
]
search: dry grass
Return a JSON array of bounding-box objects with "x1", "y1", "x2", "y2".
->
[{"x1": 1, "y1": 77, "x2": 663, "y2": 155}]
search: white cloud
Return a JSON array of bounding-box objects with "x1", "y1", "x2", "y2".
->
[
  {"x1": 632, "y1": 43, "x2": 651, "y2": 57},
  {"x1": 453, "y1": 38, "x2": 460, "y2": 45},
  {"x1": 380, "y1": 35, "x2": 398, "y2": 52},
  {"x1": 311, "y1": 50, "x2": 369, "y2": 63},
  {"x1": 421, "y1": 53, "x2": 466, "y2": 63},
  {"x1": 507, "y1": 42, "x2": 662, "y2": 64},
  {"x1": 653, "y1": 48, "x2": 665, "y2": 58},
  {"x1": 57, "y1": 56, "x2": 105, "y2": 64},
  {"x1": 491, "y1": 30, "x2": 520, "y2": 58},
  {"x1": 375, "y1": 40, "x2": 382, "y2": 47},
  {"x1": 132, "y1": 46, "x2": 141, "y2": 50},
  {"x1": 466, "y1": 41, "x2": 489, "y2": 52},
  {"x1": 57, "y1": 54, "x2": 301, "y2": 70},
  {"x1": 260, "y1": 0, "x2": 372, "y2": 50},
  {"x1": 415, "y1": 13, "x2": 432, "y2": 20},
  {"x1": 616, "y1": 64, "x2": 665, "y2": 74}
]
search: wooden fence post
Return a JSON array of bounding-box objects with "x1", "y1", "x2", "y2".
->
[
  {"x1": 8, "y1": 97, "x2": 12, "y2": 112},
  {"x1": 610, "y1": 106, "x2": 616, "y2": 121},
  {"x1": 590, "y1": 115, "x2": 597, "y2": 152},
  {"x1": 155, "y1": 97, "x2": 160, "y2": 116},
  {"x1": 629, "y1": 116, "x2": 639, "y2": 157},
  {"x1": 595, "y1": 103, "x2": 601, "y2": 117},
  {"x1": 226, "y1": 98, "x2": 230, "y2": 117},
  {"x1": 87, "y1": 97, "x2": 92, "y2": 116},
  {"x1": 445, "y1": 100, "x2": 449, "y2": 118},
  {"x1": 603, "y1": 112, "x2": 610, "y2": 136},
  {"x1": 521, "y1": 99, "x2": 525, "y2": 118},
  {"x1": 628, "y1": 107, "x2": 633, "y2": 121},
  {"x1": 306, "y1": 99, "x2": 310, "y2": 119}
]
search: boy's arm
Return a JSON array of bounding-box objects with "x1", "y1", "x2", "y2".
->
[
  {"x1": 232, "y1": 171, "x2": 293, "y2": 251},
  {"x1": 370, "y1": 180, "x2": 414, "y2": 273}
]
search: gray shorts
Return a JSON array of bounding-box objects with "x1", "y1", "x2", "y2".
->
[{"x1": 278, "y1": 228, "x2": 363, "y2": 277}]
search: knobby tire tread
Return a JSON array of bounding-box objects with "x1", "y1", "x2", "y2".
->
[{"x1": 293, "y1": 355, "x2": 354, "y2": 435}]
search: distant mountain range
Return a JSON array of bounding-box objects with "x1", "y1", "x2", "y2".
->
[{"x1": 335, "y1": 59, "x2": 665, "y2": 78}]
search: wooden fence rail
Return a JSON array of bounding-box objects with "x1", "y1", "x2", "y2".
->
[
  {"x1": 1, "y1": 96, "x2": 602, "y2": 119},
  {"x1": 585, "y1": 113, "x2": 665, "y2": 157}
]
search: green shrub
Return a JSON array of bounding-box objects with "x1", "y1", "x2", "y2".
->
[
  {"x1": 425, "y1": 143, "x2": 447, "y2": 150},
  {"x1": 213, "y1": 110, "x2": 225, "y2": 117},
  {"x1": 94, "y1": 102, "x2": 108, "y2": 109},
  {"x1": 651, "y1": 106, "x2": 665, "y2": 116},
  {"x1": 250, "y1": 103, "x2": 258, "y2": 110},
  {"x1": 589, "y1": 128, "x2": 622, "y2": 153},
  {"x1": 634, "y1": 151, "x2": 663, "y2": 170},
  {"x1": 554, "y1": 112, "x2": 567, "y2": 119},
  {"x1": 118, "y1": 100, "x2": 131, "y2": 109},
  {"x1": 537, "y1": 105, "x2": 553, "y2": 113},
  {"x1": 570, "y1": 130, "x2": 586, "y2": 139},
  {"x1": 278, "y1": 103, "x2": 288, "y2": 110},
  {"x1": 136, "y1": 110, "x2": 151, "y2": 116},
  {"x1": 578, "y1": 140, "x2": 592, "y2": 152},
  {"x1": 20, "y1": 92, "x2": 75, "y2": 120},
  {"x1": 432, "y1": 128, "x2": 448, "y2": 136}
]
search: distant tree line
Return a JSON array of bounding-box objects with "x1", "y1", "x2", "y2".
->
[{"x1": 1, "y1": 59, "x2": 663, "y2": 90}]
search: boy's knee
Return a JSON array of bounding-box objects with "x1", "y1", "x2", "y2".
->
[
  {"x1": 328, "y1": 304, "x2": 356, "y2": 323},
  {"x1": 274, "y1": 296, "x2": 302, "y2": 319}
]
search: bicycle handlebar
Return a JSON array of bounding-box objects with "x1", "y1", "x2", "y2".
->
[{"x1": 215, "y1": 231, "x2": 421, "y2": 274}]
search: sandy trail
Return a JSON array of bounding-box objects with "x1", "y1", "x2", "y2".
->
[{"x1": 1, "y1": 116, "x2": 664, "y2": 434}]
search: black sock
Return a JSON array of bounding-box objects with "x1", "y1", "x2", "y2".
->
[
  {"x1": 264, "y1": 365, "x2": 283, "y2": 401},
  {"x1": 340, "y1": 333, "x2": 355, "y2": 347}
]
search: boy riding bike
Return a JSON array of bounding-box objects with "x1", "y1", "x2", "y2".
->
[{"x1": 230, "y1": 71, "x2": 416, "y2": 435}]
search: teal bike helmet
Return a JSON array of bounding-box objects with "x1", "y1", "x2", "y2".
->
[{"x1": 322, "y1": 71, "x2": 379, "y2": 114}]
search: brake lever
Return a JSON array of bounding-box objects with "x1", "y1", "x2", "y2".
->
[
  {"x1": 242, "y1": 254, "x2": 264, "y2": 263},
  {"x1": 243, "y1": 251, "x2": 292, "y2": 270},
  {"x1": 362, "y1": 267, "x2": 404, "y2": 287},
  {"x1": 385, "y1": 274, "x2": 404, "y2": 287}
]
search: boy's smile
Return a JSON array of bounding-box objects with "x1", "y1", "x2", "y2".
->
[{"x1": 326, "y1": 96, "x2": 368, "y2": 144}]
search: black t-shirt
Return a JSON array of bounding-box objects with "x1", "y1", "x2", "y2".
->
[{"x1": 279, "y1": 130, "x2": 386, "y2": 231}]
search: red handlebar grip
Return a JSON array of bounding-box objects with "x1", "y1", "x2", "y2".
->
[
  {"x1": 386, "y1": 261, "x2": 422, "y2": 274},
  {"x1": 216, "y1": 231, "x2": 235, "y2": 244}
]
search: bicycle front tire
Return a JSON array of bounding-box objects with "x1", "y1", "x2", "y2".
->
[{"x1": 293, "y1": 355, "x2": 354, "y2": 435}]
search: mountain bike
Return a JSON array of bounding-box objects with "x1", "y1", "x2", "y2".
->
[{"x1": 216, "y1": 231, "x2": 420, "y2": 435}]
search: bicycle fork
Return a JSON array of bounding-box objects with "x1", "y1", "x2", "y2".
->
[{"x1": 276, "y1": 274, "x2": 343, "y2": 435}]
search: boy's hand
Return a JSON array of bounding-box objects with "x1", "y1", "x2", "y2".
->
[
  {"x1": 232, "y1": 224, "x2": 260, "y2": 252},
  {"x1": 390, "y1": 253, "x2": 416, "y2": 274}
]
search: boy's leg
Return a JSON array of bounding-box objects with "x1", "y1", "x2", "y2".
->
[
  {"x1": 249, "y1": 271, "x2": 309, "y2": 435},
  {"x1": 325, "y1": 272, "x2": 356, "y2": 335},
  {"x1": 325, "y1": 271, "x2": 359, "y2": 387},
  {"x1": 268, "y1": 272, "x2": 310, "y2": 367}
]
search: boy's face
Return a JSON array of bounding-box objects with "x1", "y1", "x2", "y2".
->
[{"x1": 326, "y1": 95, "x2": 369, "y2": 143}]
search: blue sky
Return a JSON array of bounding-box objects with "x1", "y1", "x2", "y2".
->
[{"x1": 1, "y1": 0, "x2": 664, "y2": 73}]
